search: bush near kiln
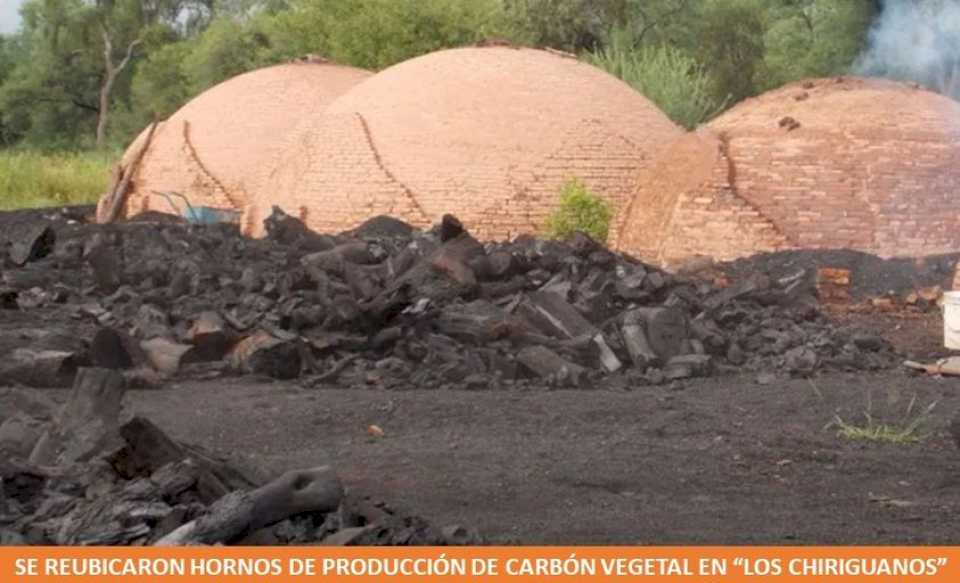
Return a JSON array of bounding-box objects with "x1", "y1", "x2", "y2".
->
[{"x1": 546, "y1": 178, "x2": 613, "y2": 243}]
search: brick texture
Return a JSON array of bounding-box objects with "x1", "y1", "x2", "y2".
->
[
  {"x1": 244, "y1": 47, "x2": 682, "y2": 239},
  {"x1": 614, "y1": 131, "x2": 787, "y2": 265},
  {"x1": 617, "y1": 77, "x2": 960, "y2": 265},
  {"x1": 115, "y1": 62, "x2": 371, "y2": 218}
]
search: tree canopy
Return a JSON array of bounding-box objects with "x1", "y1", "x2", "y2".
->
[{"x1": 0, "y1": 0, "x2": 882, "y2": 150}]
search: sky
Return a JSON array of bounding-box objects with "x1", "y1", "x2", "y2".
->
[{"x1": 0, "y1": 0, "x2": 22, "y2": 35}]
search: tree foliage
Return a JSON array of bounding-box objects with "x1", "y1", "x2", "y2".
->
[
  {"x1": 182, "y1": 17, "x2": 266, "y2": 89},
  {"x1": 130, "y1": 40, "x2": 190, "y2": 119},
  {"x1": 257, "y1": 0, "x2": 510, "y2": 69},
  {"x1": 588, "y1": 31, "x2": 727, "y2": 128},
  {"x1": 0, "y1": 0, "x2": 214, "y2": 148},
  {"x1": 763, "y1": 0, "x2": 875, "y2": 90},
  {"x1": 688, "y1": 0, "x2": 767, "y2": 103},
  {"x1": 0, "y1": 0, "x2": 879, "y2": 151},
  {"x1": 502, "y1": 0, "x2": 627, "y2": 51}
]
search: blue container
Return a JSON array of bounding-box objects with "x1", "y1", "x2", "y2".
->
[
  {"x1": 152, "y1": 192, "x2": 240, "y2": 225},
  {"x1": 183, "y1": 206, "x2": 241, "y2": 225}
]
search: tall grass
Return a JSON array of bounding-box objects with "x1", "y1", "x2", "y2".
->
[
  {"x1": 587, "y1": 31, "x2": 729, "y2": 130},
  {"x1": 0, "y1": 150, "x2": 116, "y2": 210},
  {"x1": 833, "y1": 395, "x2": 938, "y2": 445}
]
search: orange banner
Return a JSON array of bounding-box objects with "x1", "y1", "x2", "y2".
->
[{"x1": 2, "y1": 547, "x2": 958, "y2": 583}]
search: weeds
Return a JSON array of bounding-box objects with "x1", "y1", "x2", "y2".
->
[
  {"x1": 586, "y1": 31, "x2": 729, "y2": 129},
  {"x1": 0, "y1": 150, "x2": 115, "y2": 210},
  {"x1": 545, "y1": 178, "x2": 613, "y2": 242},
  {"x1": 833, "y1": 394, "x2": 937, "y2": 445}
]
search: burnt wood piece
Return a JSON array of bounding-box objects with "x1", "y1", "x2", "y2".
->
[
  {"x1": 0, "y1": 348, "x2": 80, "y2": 388},
  {"x1": 9, "y1": 223, "x2": 55, "y2": 267},
  {"x1": 91, "y1": 327, "x2": 145, "y2": 369},
  {"x1": 621, "y1": 307, "x2": 689, "y2": 367},
  {"x1": 517, "y1": 292, "x2": 622, "y2": 372},
  {"x1": 516, "y1": 345, "x2": 587, "y2": 387},
  {"x1": 155, "y1": 466, "x2": 343, "y2": 546},
  {"x1": 29, "y1": 367, "x2": 126, "y2": 465},
  {"x1": 140, "y1": 337, "x2": 193, "y2": 377},
  {"x1": 229, "y1": 331, "x2": 302, "y2": 380},
  {"x1": 109, "y1": 416, "x2": 253, "y2": 502},
  {"x1": 185, "y1": 311, "x2": 237, "y2": 362}
]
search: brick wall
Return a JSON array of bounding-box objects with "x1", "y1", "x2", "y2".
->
[
  {"x1": 617, "y1": 77, "x2": 960, "y2": 266},
  {"x1": 707, "y1": 77, "x2": 960, "y2": 259},
  {"x1": 246, "y1": 112, "x2": 431, "y2": 237},
  {"x1": 615, "y1": 131, "x2": 788, "y2": 265},
  {"x1": 244, "y1": 47, "x2": 682, "y2": 239},
  {"x1": 113, "y1": 62, "x2": 371, "y2": 220}
]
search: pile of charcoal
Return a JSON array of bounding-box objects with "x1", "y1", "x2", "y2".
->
[
  {"x1": 0, "y1": 206, "x2": 896, "y2": 391},
  {"x1": 0, "y1": 369, "x2": 476, "y2": 546}
]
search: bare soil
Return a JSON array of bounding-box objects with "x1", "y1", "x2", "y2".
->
[{"x1": 116, "y1": 368, "x2": 960, "y2": 545}]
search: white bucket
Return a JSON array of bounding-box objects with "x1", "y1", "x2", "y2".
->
[{"x1": 944, "y1": 291, "x2": 960, "y2": 349}]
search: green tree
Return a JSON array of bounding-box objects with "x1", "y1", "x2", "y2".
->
[
  {"x1": 763, "y1": 0, "x2": 875, "y2": 89},
  {"x1": 590, "y1": 0, "x2": 770, "y2": 105},
  {"x1": 0, "y1": 36, "x2": 24, "y2": 146},
  {"x1": 686, "y1": 0, "x2": 767, "y2": 104},
  {"x1": 0, "y1": 0, "x2": 887, "y2": 152},
  {"x1": 129, "y1": 40, "x2": 191, "y2": 119},
  {"x1": 0, "y1": 0, "x2": 213, "y2": 148},
  {"x1": 612, "y1": 0, "x2": 696, "y2": 47},
  {"x1": 0, "y1": 38, "x2": 12, "y2": 84},
  {"x1": 0, "y1": 0, "x2": 99, "y2": 148},
  {"x1": 260, "y1": 0, "x2": 510, "y2": 70},
  {"x1": 182, "y1": 16, "x2": 267, "y2": 89},
  {"x1": 503, "y1": 0, "x2": 700, "y2": 52},
  {"x1": 503, "y1": 0, "x2": 609, "y2": 51}
]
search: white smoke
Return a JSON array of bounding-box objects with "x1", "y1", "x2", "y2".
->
[{"x1": 855, "y1": 0, "x2": 960, "y2": 98}]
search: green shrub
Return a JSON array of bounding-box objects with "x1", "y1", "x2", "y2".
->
[
  {"x1": 546, "y1": 178, "x2": 612, "y2": 242},
  {"x1": 587, "y1": 36, "x2": 728, "y2": 129},
  {"x1": 260, "y1": 0, "x2": 511, "y2": 71},
  {"x1": 0, "y1": 150, "x2": 114, "y2": 210}
]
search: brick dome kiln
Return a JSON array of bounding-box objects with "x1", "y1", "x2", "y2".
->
[
  {"x1": 244, "y1": 46, "x2": 682, "y2": 239},
  {"x1": 615, "y1": 77, "x2": 960, "y2": 266},
  {"x1": 104, "y1": 61, "x2": 371, "y2": 220}
]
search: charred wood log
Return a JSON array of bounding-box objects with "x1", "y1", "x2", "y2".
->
[
  {"x1": 29, "y1": 368, "x2": 126, "y2": 465},
  {"x1": 155, "y1": 466, "x2": 343, "y2": 546},
  {"x1": 85, "y1": 240, "x2": 122, "y2": 293},
  {"x1": 517, "y1": 292, "x2": 622, "y2": 372},
  {"x1": 229, "y1": 330, "x2": 302, "y2": 380},
  {"x1": 620, "y1": 307, "x2": 688, "y2": 367},
  {"x1": 140, "y1": 337, "x2": 192, "y2": 377},
  {"x1": 109, "y1": 416, "x2": 253, "y2": 503},
  {"x1": 0, "y1": 348, "x2": 80, "y2": 388},
  {"x1": 516, "y1": 345, "x2": 587, "y2": 387},
  {"x1": 9, "y1": 223, "x2": 55, "y2": 267},
  {"x1": 184, "y1": 311, "x2": 237, "y2": 363},
  {"x1": 91, "y1": 327, "x2": 145, "y2": 370}
]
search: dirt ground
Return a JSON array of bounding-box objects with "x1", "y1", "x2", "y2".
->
[{"x1": 116, "y1": 367, "x2": 960, "y2": 545}]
